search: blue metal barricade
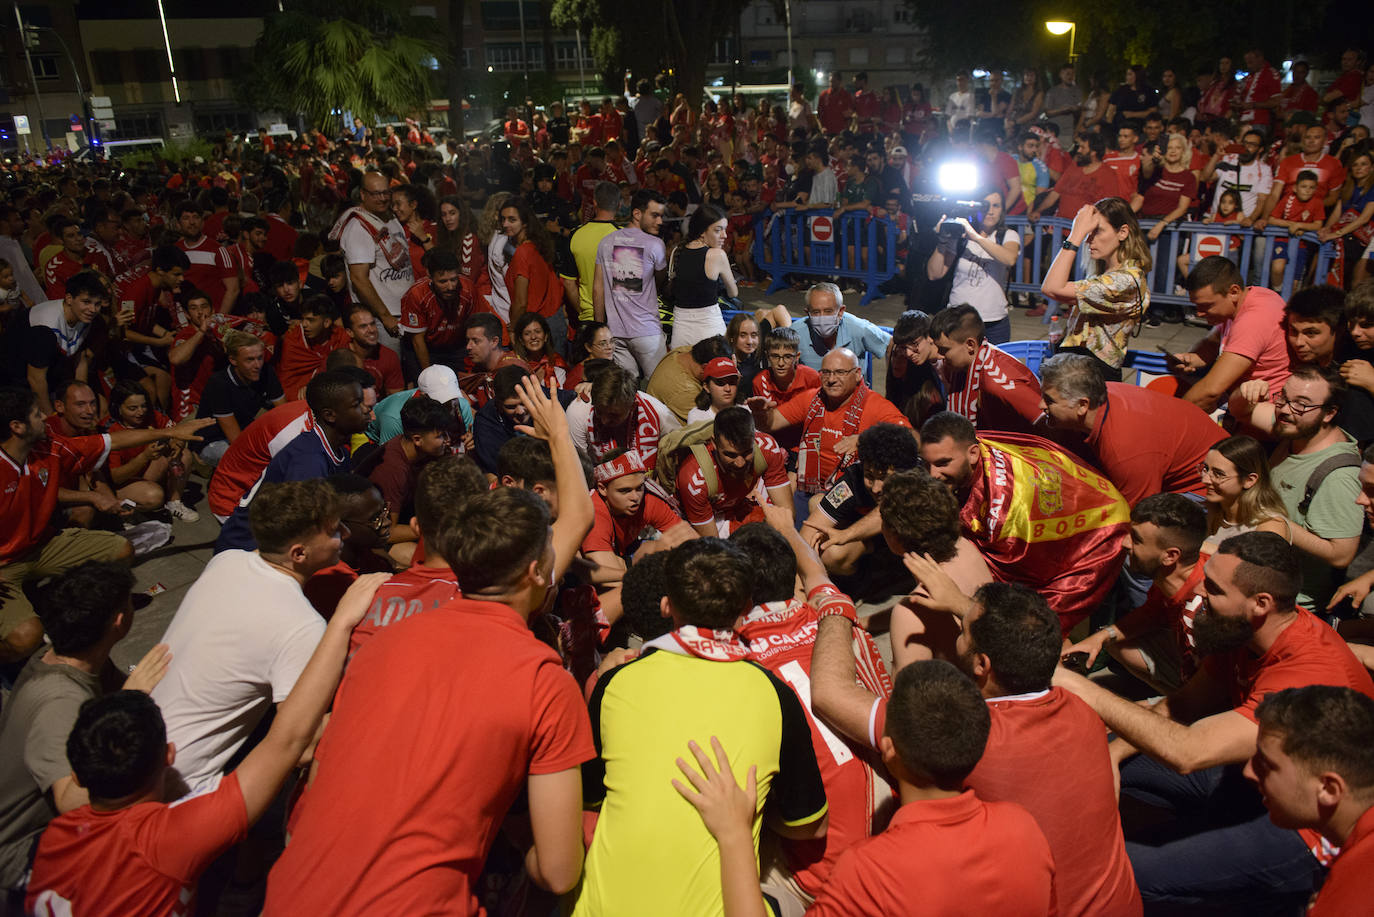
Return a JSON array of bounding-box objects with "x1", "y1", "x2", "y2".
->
[
  {"x1": 1004, "y1": 216, "x2": 1341, "y2": 308},
  {"x1": 751, "y1": 210, "x2": 899, "y2": 307}
]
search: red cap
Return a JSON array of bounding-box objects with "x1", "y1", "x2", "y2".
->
[{"x1": 703, "y1": 357, "x2": 741, "y2": 381}]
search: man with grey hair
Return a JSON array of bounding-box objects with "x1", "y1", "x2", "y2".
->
[
  {"x1": 1038, "y1": 353, "x2": 1223, "y2": 506},
  {"x1": 795, "y1": 282, "x2": 891, "y2": 371},
  {"x1": 749, "y1": 346, "x2": 910, "y2": 518}
]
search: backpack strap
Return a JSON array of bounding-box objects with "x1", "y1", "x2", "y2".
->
[
  {"x1": 688, "y1": 442, "x2": 721, "y2": 500},
  {"x1": 1298, "y1": 452, "x2": 1362, "y2": 517}
]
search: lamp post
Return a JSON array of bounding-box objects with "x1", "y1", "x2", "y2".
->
[{"x1": 1045, "y1": 20, "x2": 1076, "y2": 64}]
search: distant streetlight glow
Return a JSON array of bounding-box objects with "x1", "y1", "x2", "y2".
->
[{"x1": 1045, "y1": 20, "x2": 1077, "y2": 64}]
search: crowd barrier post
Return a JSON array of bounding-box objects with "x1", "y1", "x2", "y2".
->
[{"x1": 752, "y1": 210, "x2": 899, "y2": 307}]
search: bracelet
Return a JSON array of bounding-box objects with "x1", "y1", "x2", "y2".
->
[
  {"x1": 817, "y1": 604, "x2": 858, "y2": 625},
  {"x1": 1102, "y1": 624, "x2": 1120, "y2": 643}
]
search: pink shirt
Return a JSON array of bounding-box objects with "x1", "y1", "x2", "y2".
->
[{"x1": 1219, "y1": 287, "x2": 1291, "y2": 394}]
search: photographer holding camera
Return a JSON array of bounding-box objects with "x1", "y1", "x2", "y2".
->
[{"x1": 925, "y1": 189, "x2": 1021, "y2": 345}]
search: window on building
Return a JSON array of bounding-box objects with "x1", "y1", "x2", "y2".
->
[
  {"x1": 894, "y1": 6, "x2": 913, "y2": 23},
  {"x1": 486, "y1": 43, "x2": 541, "y2": 72},
  {"x1": 711, "y1": 39, "x2": 734, "y2": 65},
  {"x1": 813, "y1": 50, "x2": 835, "y2": 73},
  {"x1": 848, "y1": 47, "x2": 868, "y2": 66},
  {"x1": 845, "y1": 9, "x2": 874, "y2": 31},
  {"x1": 480, "y1": 1, "x2": 540, "y2": 31},
  {"x1": 461, "y1": 47, "x2": 474, "y2": 69},
  {"x1": 180, "y1": 47, "x2": 208, "y2": 82},
  {"x1": 554, "y1": 42, "x2": 590, "y2": 71},
  {"x1": 749, "y1": 50, "x2": 772, "y2": 67},
  {"x1": 133, "y1": 48, "x2": 163, "y2": 84},
  {"x1": 30, "y1": 55, "x2": 59, "y2": 80},
  {"x1": 886, "y1": 47, "x2": 904, "y2": 65},
  {"x1": 109, "y1": 113, "x2": 163, "y2": 140},
  {"x1": 194, "y1": 111, "x2": 253, "y2": 135}
]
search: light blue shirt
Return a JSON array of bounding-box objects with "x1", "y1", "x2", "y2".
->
[
  {"x1": 796, "y1": 312, "x2": 892, "y2": 371},
  {"x1": 367, "y1": 387, "x2": 474, "y2": 444}
]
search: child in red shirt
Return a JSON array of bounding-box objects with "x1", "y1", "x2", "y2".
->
[{"x1": 1267, "y1": 170, "x2": 1326, "y2": 289}]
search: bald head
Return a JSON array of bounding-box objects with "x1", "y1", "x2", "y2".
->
[
  {"x1": 360, "y1": 171, "x2": 392, "y2": 217},
  {"x1": 820, "y1": 347, "x2": 862, "y2": 402}
]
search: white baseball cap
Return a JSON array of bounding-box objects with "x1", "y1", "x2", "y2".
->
[{"x1": 417, "y1": 365, "x2": 464, "y2": 404}]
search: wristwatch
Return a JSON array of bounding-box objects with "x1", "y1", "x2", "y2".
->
[{"x1": 1061, "y1": 238, "x2": 1080, "y2": 252}]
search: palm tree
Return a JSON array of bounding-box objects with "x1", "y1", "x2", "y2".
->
[{"x1": 236, "y1": 0, "x2": 443, "y2": 133}]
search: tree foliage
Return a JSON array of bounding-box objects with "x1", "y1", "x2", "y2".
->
[
  {"x1": 551, "y1": 0, "x2": 753, "y2": 105},
  {"x1": 236, "y1": 0, "x2": 443, "y2": 132}
]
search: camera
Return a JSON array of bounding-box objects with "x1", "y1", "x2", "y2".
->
[
  {"x1": 938, "y1": 200, "x2": 988, "y2": 238},
  {"x1": 933, "y1": 160, "x2": 988, "y2": 238}
]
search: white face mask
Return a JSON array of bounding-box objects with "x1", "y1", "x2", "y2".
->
[
  {"x1": 784, "y1": 162, "x2": 797, "y2": 176},
  {"x1": 809, "y1": 313, "x2": 841, "y2": 336}
]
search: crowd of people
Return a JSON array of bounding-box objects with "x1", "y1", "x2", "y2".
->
[{"x1": 0, "y1": 46, "x2": 1373, "y2": 917}]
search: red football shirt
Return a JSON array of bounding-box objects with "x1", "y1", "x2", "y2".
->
[
  {"x1": 262, "y1": 214, "x2": 299, "y2": 263},
  {"x1": 176, "y1": 235, "x2": 233, "y2": 309},
  {"x1": 808, "y1": 791, "x2": 1055, "y2": 917},
  {"x1": 967, "y1": 689, "x2": 1142, "y2": 917},
  {"x1": 348, "y1": 564, "x2": 462, "y2": 658},
  {"x1": 1054, "y1": 163, "x2": 1134, "y2": 218},
  {"x1": 505, "y1": 242, "x2": 562, "y2": 319},
  {"x1": 1275, "y1": 153, "x2": 1346, "y2": 202},
  {"x1": 1309, "y1": 806, "x2": 1374, "y2": 917},
  {"x1": 676, "y1": 434, "x2": 790, "y2": 529},
  {"x1": 206, "y1": 401, "x2": 312, "y2": 517},
  {"x1": 0, "y1": 434, "x2": 110, "y2": 563},
  {"x1": 42, "y1": 249, "x2": 89, "y2": 300},
  {"x1": 583, "y1": 491, "x2": 685, "y2": 557},
  {"x1": 753, "y1": 365, "x2": 820, "y2": 450},
  {"x1": 277, "y1": 324, "x2": 352, "y2": 402},
  {"x1": 739, "y1": 593, "x2": 893, "y2": 897},
  {"x1": 1085, "y1": 383, "x2": 1224, "y2": 505},
  {"x1": 360, "y1": 345, "x2": 404, "y2": 396},
  {"x1": 817, "y1": 88, "x2": 855, "y2": 135},
  {"x1": 940, "y1": 341, "x2": 1043, "y2": 436},
  {"x1": 261, "y1": 599, "x2": 595, "y2": 917},
  {"x1": 26, "y1": 773, "x2": 248, "y2": 917},
  {"x1": 1206, "y1": 608, "x2": 1374, "y2": 862},
  {"x1": 399, "y1": 279, "x2": 468, "y2": 350},
  {"x1": 779, "y1": 388, "x2": 910, "y2": 486}
]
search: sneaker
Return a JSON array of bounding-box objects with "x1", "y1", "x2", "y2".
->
[
  {"x1": 1025, "y1": 303, "x2": 1046, "y2": 317},
  {"x1": 1146, "y1": 313, "x2": 1162, "y2": 328},
  {"x1": 165, "y1": 500, "x2": 200, "y2": 523}
]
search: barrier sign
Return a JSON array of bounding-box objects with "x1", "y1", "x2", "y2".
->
[
  {"x1": 810, "y1": 215, "x2": 833, "y2": 243},
  {"x1": 1194, "y1": 234, "x2": 1226, "y2": 259}
]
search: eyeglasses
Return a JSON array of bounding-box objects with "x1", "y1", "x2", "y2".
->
[
  {"x1": 1272, "y1": 392, "x2": 1328, "y2": 416},
  {"x1": 1197, "y1": 463, "x2": 1232, "y2": 482},
  {"x1": 345, "y1": 500, "x2": 391, "y2": 535},
  {"x1": 767, "y1": 352, "x2": 799, "y2": 363},
  {"x1": 818, "y1": 367, "x2": 860, "y2": 379},
  {"x1": 362, "y1": 188, "x2": 391, "y2": 197}
]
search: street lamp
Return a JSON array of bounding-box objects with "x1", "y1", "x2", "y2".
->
[{"x1": 1045, "y1": 20, "x2": 1076, "y2": 64}]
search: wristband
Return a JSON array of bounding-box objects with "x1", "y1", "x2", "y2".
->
[{"x1": 810, "y1": 583, "x2": 858, "y2": 624}]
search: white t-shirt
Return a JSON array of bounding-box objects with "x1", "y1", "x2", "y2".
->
[
  {"x1": 567, "y1": 392, "x2": 681, "y2": 461},
  {"x1": 810, "y1": 168, "x2": 839, "y2": 206},
  {"x1": 949, "y1": 229, "x2": 1021, "y2": 324},
  {"x1": 28, "y1": 299, "x2": 90, "y2": 357},
  {"x1": 1208, "y1": 155, "x2": 1274, "y2": 218},
  {"x1": 487, "y1": 233, "x2": 512, "y2": 322},
  {"x1": 340, "y1": 213, "x2": 414, "y2": 316},
  {"x1": 946, "y1": 90, "x2": 976, "y2": 128},
  {"x1": 151, "y1": 550, "x2": 326, "y2": 796}
]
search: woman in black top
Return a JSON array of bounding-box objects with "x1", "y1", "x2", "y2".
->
[{"x1": 669, "y1": 203, "x2": 739, "y2": 349}]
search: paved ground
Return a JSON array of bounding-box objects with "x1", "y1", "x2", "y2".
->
[{"x1": 111, "y1": 286, "x2": 1211, "y2": 672}]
